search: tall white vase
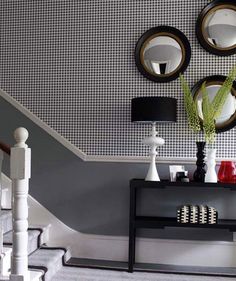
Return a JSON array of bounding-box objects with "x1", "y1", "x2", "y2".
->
[{"x1": 205, "y1": 148, "x2": 217, "y2": 183}]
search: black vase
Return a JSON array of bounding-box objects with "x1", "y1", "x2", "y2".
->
[{"x1": 193, "y1": 141, "x2": 206, "y2": 182}]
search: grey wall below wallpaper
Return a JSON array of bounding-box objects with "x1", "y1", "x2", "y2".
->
[
  {"x1": 0, "y1": 0, "x2": 236, "y2": 159},
  {"x1": 0, "y1": 96, "x2": 235, "y2": 241},
  {"x1": 0, "y1": 0, "x2": 236, "y2": 240}
]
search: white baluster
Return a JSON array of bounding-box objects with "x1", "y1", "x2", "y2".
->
[
  {"x1": 0, "y1": 149, "x2": 4, "y2": 276},
  {"x1": 10, "y1": 128, "x2": 31, "y2": 281}
]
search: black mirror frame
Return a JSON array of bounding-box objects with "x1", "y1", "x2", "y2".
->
[
  {"x1": 135, "y1": 26, "x2": 191, "y2": 83},
  {"x1": 192, "y1": 75, "x2": 236, "y2": 133},
  {"x1": 196, "y1": 0, "x2": 236, "y2": 57}
]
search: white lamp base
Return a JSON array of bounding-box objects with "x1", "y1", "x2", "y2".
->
[{"x1": 143, "y1": 123, "x2": 164, "y2": 181}]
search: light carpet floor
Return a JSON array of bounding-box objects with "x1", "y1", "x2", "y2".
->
[{"x1": 50, "y1": 267, "x2": 236, "y2": 281}]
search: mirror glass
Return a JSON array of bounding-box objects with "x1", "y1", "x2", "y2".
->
[
  {"x1": 203, "y1": 7, "x2": 236, "y2": 49},
  {"x1": 141, "y1": 35, "x2": 183, "y2": 76},
  {"x1": 135, "y1": 26, "x2": 191, "y2": 83},
  {"x1": 197, "y1": 1, "x2": 236, "y2": 56},
  {"x1": 192, "y1": 76, "x2": 236, "y2": 132}
]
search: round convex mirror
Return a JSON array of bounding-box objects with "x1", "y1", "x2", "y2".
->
[
  {"x1": 135, "y1": 26, "x2": 191, "y2": 82},
  {"x1": 192, "y1": 75, "x2": 236, "y2": 133},
  {"x1": 196, "y1": 0, "x2": 236, "y2": 56}
]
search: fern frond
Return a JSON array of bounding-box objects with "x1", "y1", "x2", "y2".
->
[
  {"x1": 180, "y1": 74, "x2": 201, "y2": 133},
  {"x1": 201, "y1": 82, "x2": 216, "y2": 144},
  {"x1": 212, "y1": 65, "x2": 236, "y2": 119}
]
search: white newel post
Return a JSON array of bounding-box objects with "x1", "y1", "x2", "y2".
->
[{"x1": 10, "y1": 128, "x2": 31, "y2": 281}]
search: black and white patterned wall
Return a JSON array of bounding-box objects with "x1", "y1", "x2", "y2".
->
[{"x1": 0, "y1": 0, "x2": 235, "y2": 159}]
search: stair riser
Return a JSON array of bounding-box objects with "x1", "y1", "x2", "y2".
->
[
  {"x1": 1, "y1": 211, "x2": 12, "y2": 234},
  {"x1": 0, "y1": 247, "x2": 12, "y2": 277}
]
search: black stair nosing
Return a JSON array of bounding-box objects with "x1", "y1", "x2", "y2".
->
[
  {"x1": 28, "y1": 265, "x2": 47, "y2": 281},
  {"x1": 3, "y1": 242, "x2": 12, "y2": 246},
  {"x1": 40, "y1": 246, "x2": 67, "y2": 253},
  {"x1": 1, "y1": 208, "x2": 12, "y2": 211},
  {"x1": 65, "y1": 259, "x2": 127, "y2": 272}
]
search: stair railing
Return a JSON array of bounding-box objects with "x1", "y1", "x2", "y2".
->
[
  {"x1": 9, "y1": 128, "x2": 31, "y2": 281},
  {"x1": 0, "y1": 128, "x2": 30, "y2": 281},
  {"x1": 0, "y1": 139, "x2": 10, "y2": 277}
]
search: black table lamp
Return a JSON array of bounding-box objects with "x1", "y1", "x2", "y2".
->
[{"x1": 131, "y1": 97, "x2": 177, "y2": 181}]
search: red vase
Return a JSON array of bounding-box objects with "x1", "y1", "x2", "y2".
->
[{"x1": 218, "y1": 161, "x2": 236, "y2": 183}]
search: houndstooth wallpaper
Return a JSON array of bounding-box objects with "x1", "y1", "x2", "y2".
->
[{"x1": 0, "y1": 0, "x2": 236, "y2": 159}]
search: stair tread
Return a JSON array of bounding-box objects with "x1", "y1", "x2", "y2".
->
[
  {"x1": 29, "y1": 248, "x2": 64, "y2": 265},
  {"x1": 3, "y1": 229, "x2": 41, "y2": 244},
  {"x1": 4, "y1": 229, "x2": 41, "y2": 255},
  {"x1": 29, "y1": 248, "x2": 65, "y2": 281}
]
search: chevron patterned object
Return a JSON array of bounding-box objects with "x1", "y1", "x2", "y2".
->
[{"x1": 177, "y1": 205, "x2": 218, "y2": 224}]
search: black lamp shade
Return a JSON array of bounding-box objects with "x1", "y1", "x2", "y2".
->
[{"x1": 131, "y1": 97, "x2": 177, "y2": 123}]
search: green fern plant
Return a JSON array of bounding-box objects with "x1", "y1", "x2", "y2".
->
[{"x1": 180, "y1": 65, "x2": 236, "y2": 144}]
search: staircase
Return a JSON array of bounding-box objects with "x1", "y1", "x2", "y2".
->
[
  {"x1": 1, "y1": 127, "x2": 143, "y2": 281},
  {"x1": 1, "y1": 210, "x2": 54, "y2": 280},
  {"x1": 0, "y1": 127, "x2": 87, "y2": 281},
  {"x1": 1, "y1": 208, "x2": 96, "y2": 281}
]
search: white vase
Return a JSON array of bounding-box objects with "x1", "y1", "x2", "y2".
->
[{"x1": 205, "y1": 148, "x2": 217, "y2": 183}]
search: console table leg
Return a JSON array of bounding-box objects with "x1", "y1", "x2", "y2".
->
[
  {"x1": 128, "y1": 186, "x2": 137, "y2": 273},
  {"x1": 128, "y1": 225, "x2": 136, "y2": 272}
]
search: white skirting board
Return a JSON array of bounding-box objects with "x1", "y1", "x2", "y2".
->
[{"x1": 2, "y1": 173, "x2": 236, "y2": 268}]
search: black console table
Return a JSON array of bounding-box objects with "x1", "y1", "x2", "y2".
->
[{"x1": 128, "y1": 179, "x2": 236, "y2": 273}]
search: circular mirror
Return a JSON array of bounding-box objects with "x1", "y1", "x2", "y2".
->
[
  {"x1": 196, "y1": 0, "x2": 236, "y2": 56},
  {"x1": 192, "y1": 75, "x2": 236, "y2": 133},
  {"x1": 135, "y1": 26, "x2": 191, "y2": 82}
]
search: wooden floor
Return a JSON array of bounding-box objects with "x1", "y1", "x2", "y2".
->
[{"x1": 67, "y1": 258, "x2": 236, "y2": 278}]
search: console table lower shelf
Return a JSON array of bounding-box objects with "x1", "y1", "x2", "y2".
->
[
  {"x1": 128, "y1": 216, "x2": 236, "y2": 274},
  {"x1": 128, "y1": 179, "x2": 236, "y2": 275}
]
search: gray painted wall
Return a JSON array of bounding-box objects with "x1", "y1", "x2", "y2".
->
[{"x1": 0, "y1": 96, "x2": 234, "y2": 241}]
